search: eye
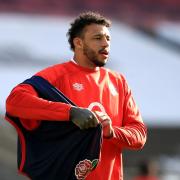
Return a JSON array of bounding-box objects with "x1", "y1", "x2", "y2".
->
[
  {"x1": 95, "y1": 37, "x2": 101, "y2": 40},
  {"x1": 106, "y1": 36, "x2": 111, "y2": 41}
]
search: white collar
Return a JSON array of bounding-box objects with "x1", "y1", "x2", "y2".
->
[{"x1": 71, "y1": 59, "x2": 78, "y2": 64}]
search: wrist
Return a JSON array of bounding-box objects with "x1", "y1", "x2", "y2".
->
[{"x1": 103, "y1": 128, "x2": 114, "y2": 139}]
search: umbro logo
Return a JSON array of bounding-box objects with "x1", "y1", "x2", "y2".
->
[{"x1": 72, "y1": 83, "x2": 84, "y2": 91}]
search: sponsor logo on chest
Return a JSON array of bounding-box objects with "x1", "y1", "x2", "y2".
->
[{"x1": 72, "y1": 83, "x2": 84, "y2": 91}]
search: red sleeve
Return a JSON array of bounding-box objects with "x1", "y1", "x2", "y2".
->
[
  {"x1": 110, "y1": 75, "x2": 147, "y2": 150},
  {"x1": 6, "y1": 65, "x2": 72, "y2": 130}
]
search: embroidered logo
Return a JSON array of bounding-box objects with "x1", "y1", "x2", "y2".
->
[
  {"x1": 75, "y1": 159, "x2": 98, "y2": 180},
  {"x1": 73, "y1": 83, "x2": 84, "y2": 91}
]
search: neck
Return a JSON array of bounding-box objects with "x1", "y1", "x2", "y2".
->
[{"x1": 73, "y1": 53, "x2": 96, "y2": 69}]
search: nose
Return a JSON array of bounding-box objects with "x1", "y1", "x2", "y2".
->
[{"x1": 102, "y1": 37, "x2": 110, "y2": 47}]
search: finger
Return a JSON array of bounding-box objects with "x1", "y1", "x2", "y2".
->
[
  {"x1": 101, "y1": 119, "x2": 111, "y2": 127},
  {"x1": 95, "y1": 111, "x2": 108, "y2": 118},
  {"x1": 94, "y1": 111, "x2": 105, "y2": 117},
  {"x1": 96, "y1": 114, "x2": 109, "y2": 123}
]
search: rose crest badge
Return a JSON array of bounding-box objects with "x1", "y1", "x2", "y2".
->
[{"x1": 75, "y1": 159, "x2": 98, "y2": 180}]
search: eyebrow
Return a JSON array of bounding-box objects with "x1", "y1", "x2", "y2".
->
[{"x1": 93, "y1": 34, "x2": 110, "y2": 38}]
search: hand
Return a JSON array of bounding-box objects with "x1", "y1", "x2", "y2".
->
[
  {"x1": 94, "y1": 111, "x2": 114, "y2": 138},
  {"x1": 70, "y1": 106, "x2": 99, "y2": 130}
]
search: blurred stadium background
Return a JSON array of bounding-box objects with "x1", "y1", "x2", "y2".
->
[{"x1": 0, "y1": 0, "x2": 180, "y2": 179}]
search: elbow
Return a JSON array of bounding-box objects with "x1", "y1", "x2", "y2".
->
[
  {"x1": 133, "y1": 131, "x2": 147, "y2": 150},
  {"x1": 5, "y1": 85, "x2": 24, "y2": 114},
  {"x1": 6, "y1": 94, "x2": 13, "y2": 113},
  {"x1": 6, "y1": 92, "x2": 16, "y2": 115},
  {"x1": 125, "y1": 133, "x2": 147, "y2": 150},
  {"x1": 136, "y1": 123, "x2": 147, "y2": 149},
  {"x1": 135, "y1": 139, "x2": 146, "y2": 150}
]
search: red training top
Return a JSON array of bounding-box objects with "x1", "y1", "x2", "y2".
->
[{"x1": 6, "y1": 60, "x2": 147, "y2": 180}]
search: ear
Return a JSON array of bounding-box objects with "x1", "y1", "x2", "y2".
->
[{"x1": 73, "y1": 37, "x2": 83, "y2": 49}]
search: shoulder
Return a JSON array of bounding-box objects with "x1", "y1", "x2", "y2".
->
[
  {"x1": 102, "y1": 67, "x2": 127, "y2": 82},
  {"x1": 102, "y1": 67, "x2": 130, "y2": 92},
  {"x1": 35, "y1": 60, "x2": 71, "y2": 85}
]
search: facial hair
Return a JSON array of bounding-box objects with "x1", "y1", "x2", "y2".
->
[{"x1": 83, "y1": 43, "x2": 107, "y2": 67}]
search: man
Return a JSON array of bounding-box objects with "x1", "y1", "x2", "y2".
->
[{"x1": 6, "y1": 11, "x2": 147, "y2": 180}]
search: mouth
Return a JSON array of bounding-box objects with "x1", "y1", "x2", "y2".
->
[{"x1": 99, "y1": 50, "x2": 109, "y2": 57}]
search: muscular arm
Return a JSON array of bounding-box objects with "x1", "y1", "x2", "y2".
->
[
  {"x1": 6, "y1": 82, "x2": 72, "y2": 131},
  {"x1": 6, "y1": 65, "x2": 72, "y2": 128},
  {"x1": 6, "y1": 83, "x2": 71, "y2": 121}
]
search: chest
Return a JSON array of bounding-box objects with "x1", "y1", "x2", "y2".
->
[{"x1": 55, "y1": 73, "x2": 123, "y2": 126}]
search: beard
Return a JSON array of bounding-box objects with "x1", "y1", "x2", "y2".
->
[{"x1": 83, "y1": 44, "x2": 107, "y2": 67}]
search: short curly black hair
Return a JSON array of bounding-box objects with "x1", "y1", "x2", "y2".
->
[{"x1": 67, "y1": 11, "x2": 111, "y2": 51}]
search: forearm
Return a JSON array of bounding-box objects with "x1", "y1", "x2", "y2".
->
[
  {"x1": 110, "y1": 122, "x2": 147, "y2": 150},
  {"x1": 6, "y1": 84, "x2": 71, "y2": 121}
]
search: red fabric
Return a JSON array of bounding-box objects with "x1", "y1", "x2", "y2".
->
[
  {"x1": 6, "y1": 60, "x2": 147, "y2": 180},
  {"x1": 5, "y1": 116, "x2": 26, "y2": 172}
]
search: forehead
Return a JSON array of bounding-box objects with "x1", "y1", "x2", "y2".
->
[{"x1": 83, "y1": 24, "x2": 110, "y2": 37}]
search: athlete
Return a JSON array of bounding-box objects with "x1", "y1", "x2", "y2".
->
[{"x1": 6, "y1": 11, "x2": 147, "y2": 180}]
